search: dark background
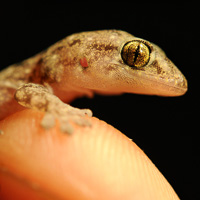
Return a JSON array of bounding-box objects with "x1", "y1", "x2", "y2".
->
[{"x1": 0, "y1": 3, "x2": 198, "y2": 199}]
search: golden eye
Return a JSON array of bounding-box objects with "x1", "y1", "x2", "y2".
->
[{"x1": 121, "y1": 41, "x2": 150, "y2": 68}]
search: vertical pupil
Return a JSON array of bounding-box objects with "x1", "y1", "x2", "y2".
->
[{"x1": 133, "y1": 44, "x2": 140, "y2": 63}]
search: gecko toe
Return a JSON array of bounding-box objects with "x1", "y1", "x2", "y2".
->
[
  {"x1": 41, "y1": 113, "x2": 55, "y2": 129},
  {"x1": 60, "y1": 121, "x2": 74, "y2": 134},
  {"x1": 41, "y1": 107, "x2": 93, "y2": 134}
]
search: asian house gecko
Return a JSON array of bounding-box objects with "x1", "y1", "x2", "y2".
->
[{"x1": 0, "y1": 30, "x2": 187, "y2": 133}]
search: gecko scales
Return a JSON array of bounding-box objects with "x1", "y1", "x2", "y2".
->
[{"x1": 0, "y1": 30, "x2": 187, "y2": 133}]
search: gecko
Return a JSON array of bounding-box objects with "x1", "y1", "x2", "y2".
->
[{"x1": 0, "y1": 30, "x2": 187, "y2": 133}]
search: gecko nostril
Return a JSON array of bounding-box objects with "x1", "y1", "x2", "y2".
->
[
  {"x1": 174, "y1": 74, "x2": 188, "y2": 95},
  {"x1": 181, "y1": 75, "x2": 188, "y2": 89}
]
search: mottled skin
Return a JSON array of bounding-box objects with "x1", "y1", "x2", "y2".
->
[{"x1": 0, "y1": 30, "x2": 187, "y2": 133}]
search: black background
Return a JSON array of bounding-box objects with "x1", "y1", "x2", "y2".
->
[{"x1": 0, "y1": 3, "x2": 198, "y2": 199}]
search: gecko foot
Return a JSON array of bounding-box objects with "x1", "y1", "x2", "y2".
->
[
  {"x1": 15, "y1": 83, "x2": 93, "y2": 134},
  {"x1": 41, "y1": 107, "x2": 92, "y2": 134}
]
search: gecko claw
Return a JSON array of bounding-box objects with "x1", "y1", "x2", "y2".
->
[{"x1": 80, "y1": 109, "x2": 93, "y2": 117}]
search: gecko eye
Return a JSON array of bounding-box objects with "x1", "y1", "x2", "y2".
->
[{"x1": 121, "y1": 41, "x2": 150, "y2": 68}]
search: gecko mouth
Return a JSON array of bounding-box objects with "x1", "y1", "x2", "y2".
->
[
  {"x1": 126, "y1": 71, "x2": 188, "y2": 97},
  {"x1": 149, "y1": 76, "x2": 187, "y2": 96}
]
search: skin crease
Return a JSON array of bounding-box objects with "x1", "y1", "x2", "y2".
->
[{"x1": 0, "y1": 30, "x2": 186, "y2": 199}]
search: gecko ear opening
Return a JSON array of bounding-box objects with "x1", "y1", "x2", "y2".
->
[{"x1": 121, "y1": 40, "x2": 151, "y2": 68}]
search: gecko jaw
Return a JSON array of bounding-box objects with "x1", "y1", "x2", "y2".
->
[{"x1": 124, "y1": 69, "x2": 188, "y2": 97}]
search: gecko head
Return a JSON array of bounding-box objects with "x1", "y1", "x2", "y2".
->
[
  {"x1": 65, "y1": 30, "x2": 187, "y2": 97},
  {"x1": 116, "y1": 38, "x2": 188, "y2": 96}
]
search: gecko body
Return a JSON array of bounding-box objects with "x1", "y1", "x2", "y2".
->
[{"x1": 0, "y1": 30, "x2": 187, "y2": 133}]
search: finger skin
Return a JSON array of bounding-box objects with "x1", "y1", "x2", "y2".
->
[{"x1": 0, "y1": 110, "x2": 180, "y2": 200}]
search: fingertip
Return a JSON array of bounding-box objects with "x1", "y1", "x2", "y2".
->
[{"x1": 0, "y1": 109, "x2": 180, "y2": 200}]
